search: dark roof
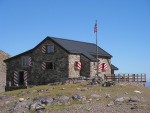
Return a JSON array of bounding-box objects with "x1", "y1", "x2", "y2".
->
[
  {"x1": 111, "y1": 64, "x2": 119, "y2": 70},
  {"x1": 50, "y1": 37, "x2": 112, "y2": 60},
  {"x1": 4, "y1": 36, "x2": 112, "y2": 62}
]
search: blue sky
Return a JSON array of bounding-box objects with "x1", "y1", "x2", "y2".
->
[{"x1": 0, "y1": 0, "x2": 150, "y2": 81}]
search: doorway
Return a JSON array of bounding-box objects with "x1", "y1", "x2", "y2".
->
[{"x1": 19, "y1": 71, "x2": 24, "y2": 85}]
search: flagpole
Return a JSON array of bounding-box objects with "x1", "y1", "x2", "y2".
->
[{"x1": 95, "y1": 20, "x2": 98, "y2": 76}]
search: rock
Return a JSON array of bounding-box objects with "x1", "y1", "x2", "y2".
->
[
  {"x1": 28, "y1": 90, "x2": 37, "y2": 94},
  {"x1": 0, "y1": 95, "x2": 7, "y2": 100},
  {"x1": 5, "y1": 101, "x2": 10, "y2": 104},
  {"x1": 29, "y1": 102, "x2": 41, "y2": 110},
  {"x1": 35, "y1": 104, "x2": 45, "y2": 111},
  {"x1": 107, "y1": 101, "x2": 114, "y2": 107},
  {"x1": 59, "y1": 96, "x2": 70, "y2": 104},
  {"x1": 76, "y1": 88, "x2": 81, "y2": 90},
  {"x1": 91, "y1": 94, "x2": 100, "y2": 98},
  {"x1": 131, "y1": 105, "x2": 138, "y2": 110},
  {"x1": 72, "y1": 94, "x2": 84, "y2": 101},
  {"x1": 114, "y1": 97, "x2": 130, "y2": 104},
  {"x1": 0, "y1": 103, "x2": 4, "y2": 107},
  {"x1": 88, "y1": 98, "x2": 92, "y2": 101},
  {"x1": 134, "y1": 90, "x2": 142, "y2": 94},
  {"x1": 29, "y1": 102, "x2": 45, "y2": 111},
  {"x1": 35, "y1": 110, "x2": 44, "y2": 113},
  {"x1": 18, "y1": 91, "x2": 27, "y2": 96},
  {"x1": 105, "y1": 94, "x2": 111, "y2": 98},
  {"x1": 12, "y1": 100, "x2": 29, "y2": 113},
  {"x1": 130, "y1": 97, "x2": 140, "y2": 102},
  {"x1": 81, "y1": 96, "x2": 87, "y2": 102},
  {"x1": 81, "y1": 87, "x2": 88, "y2": 91},
  {"x1": 125, "y1": 92, "x2": 128, "y2": 95},
  {"x1": 40, "y1": 98, "x2": 54, "y2": 105},
  {"x1": 61, "y1": 88, "x2": 65, "y2": 90},
  {"x1": 19, "y1": 98, "x2": 25, "y2": 102}
]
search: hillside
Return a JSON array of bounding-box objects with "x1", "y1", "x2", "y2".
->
[{"x1": 0, "y1": 82, "x2": 150, "y2": 113}]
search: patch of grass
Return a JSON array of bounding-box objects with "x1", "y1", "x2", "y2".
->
[
  {"x1": 70, "y1": 100, "x2": 82, "y2": 105},
  {"x1": 46, "y1": 104, "x2": 66, "y2": 111},
  {"x1": 29, "y1": 110, "x2": 35, "y2": 113}
]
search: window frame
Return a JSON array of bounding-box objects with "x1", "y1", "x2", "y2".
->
[
  {"x1": 22, "y1": 56, "x2": 30, "y2": 67},
  {"x1": 45, "y1": 61, "x2": 54, "y2": 70},
  {"x1": 46, "y1": 45, "x2": 54, "y2": 54}
]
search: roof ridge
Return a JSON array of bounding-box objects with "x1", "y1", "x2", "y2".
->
[
  {"x1": 48, "y1": 36, "x2": 97, "y2": 45},
  {"x1": 0, "y1": 50, "x2": 11, "y2": 56}
]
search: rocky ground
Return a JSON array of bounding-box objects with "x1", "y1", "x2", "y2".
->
[{"x1": 0, "y1": 82, "x2": 150, "y2": 113}]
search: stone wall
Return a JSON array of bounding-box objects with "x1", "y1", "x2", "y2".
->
[
  {"x1": 90, "y1": 62, "x2": 97, "y2": 77},
  {"x1": 98, "y1": 58, "x2": 111, "y2": 75},
  {"x1": 68, "y1": 54, "x2": 80, "y2": 78},
  {"x1": 89, "y1": 58, "x2": 111, "y2": 78},
  {"x1": 80, "y1": 55, "x2": 90, "y2": 77},
  {"x1": 31, "y1": 39, "x2": 69, "y2": 84},
  {"x1": 0, "y1": 50, "x2": 10, "y2": 92},
  {"x1": 6, "y1": 39, "x2": 69, "y2": 86}
]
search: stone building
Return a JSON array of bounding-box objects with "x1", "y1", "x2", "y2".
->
[
  {"x1": 4, "y1": 36, "x2": 118, "y2": 86},
  {"x1": 0, "y1": 50, "x2": 10, "y2": 92}
]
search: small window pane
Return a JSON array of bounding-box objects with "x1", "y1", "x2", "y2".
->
[
  {"x1": 47, "y1": 45, "x2": 54, "y2": 53},
  {"x1": 46, "y1": 62, "x2": 53, "y2": 69},
  {"x1": 22, "y1": 57, "x2": 29, "y2": 66}
]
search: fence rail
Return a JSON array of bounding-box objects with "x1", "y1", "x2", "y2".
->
[{"x1": 104, "y1": 73, "x2": 146, "y2": 82}]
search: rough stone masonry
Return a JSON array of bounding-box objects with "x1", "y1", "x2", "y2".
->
[{"x1": 0, "y1": 50, "x2": 10, "y2": 92}]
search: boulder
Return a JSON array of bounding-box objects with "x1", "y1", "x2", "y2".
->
[
  {"x1": 105, "y1": 94, "x2": 111, "y2": 98},
  {"x1": 76, "y1": 88, "x2": 81, "y2": 90},
  {"x1": 59, "y1": 96, "x2": 70, "y2": 104},
  {"x1": 130, "y1": 97, "x2": 140, "y2": 102},
  {"x1": 81, "y1": 88, "x2": 88, "y2": 91},
  {"x1": 134, "y1": 90, "x2": 142, "y2": 94},
  {"x1": 40, "y1": 98, "x2": 54, "y2": 105},
  {"x1": 72, "y1": 94, "x2": 84, "y2": 101},
  {"x1": 19, "y1": 98, "x2": 25, "y2": 102},
  {"x1": 91, "y1": 94, "x2": 101, "y2": 98},
  {"x1": 29, "y1": 102, "x2": 41, "y2": 110},
  {"x1": 114, "y1": 97, "x2": 130, "y2": 104},
  {"x1": 107, "y1": 101, "x2": 114, "y2": 107}
]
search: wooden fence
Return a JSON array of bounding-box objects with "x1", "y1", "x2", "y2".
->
[{"x1": 104, "y1": 73, "x2": 146, "y2": 82}]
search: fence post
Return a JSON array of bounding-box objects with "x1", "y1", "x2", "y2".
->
[
  {"x1": 118, "y1": 74, "x2": 120, "y2": 82},
  {"x1": 132, "y1": 74, "x2": 135, "y2": 82},
  {"x1": 141, "y1": 74, "x2": 142, "y2": 82},
  {"x1": 128, "y1": 74, "x2": 129, "y2": 82},
  {"x1": 123, "y1": 74, "x2": 125, "y2": 82}
]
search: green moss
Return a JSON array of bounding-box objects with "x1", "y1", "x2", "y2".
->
[
  {"x1": 29, "y1": 110, "x2": 35, "y2": 113},
  {"x1": 45, "y1": 104, "x2": 66, "y2": 111}
]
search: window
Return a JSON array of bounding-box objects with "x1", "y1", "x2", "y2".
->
[
  {"x1": 22, "y1": 57, "x2": 29, "y2": 67},
  {"x1": 46, "y1": 62, "x2": 54, "y2": 69},
  {"x1": 47, "y1": 45, "x2": 54, "y2": 53}
]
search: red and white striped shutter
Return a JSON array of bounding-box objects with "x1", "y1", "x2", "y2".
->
[
  {"x1": 98, "y1": 63, "x2": 107, "y2": 71},
  {"x1": 75, "y1": 61, "x2": 81, "y2": 70},
  {"x1": 24, "y1": 71, "x2": 28, "y2": 84},
  {"x1": 98, "y1": 63, "x2": 103, "y2": 70},
  {"x1": 77, "y1": 61, "x2": 81, "y2": 70},
  {"x1": 14, "y1": 71, "x2": 18, "y2": 86},
  {"x1": 41, "y1": 45, "x2": 46, "y2": 53},
  {"x1": 41, "y1": 62, "x2": 46, "y2": 70},
  {"x1": 104, "y1": 63, "x2": 107, "y2": 70},
  {"x1": 28, "y1": 57, "x2": 32, "y2": 66}
]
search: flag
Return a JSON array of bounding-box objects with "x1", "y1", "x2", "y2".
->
[{"x1": 94, "y1": 20, "x2": 97, "y2": 33}]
